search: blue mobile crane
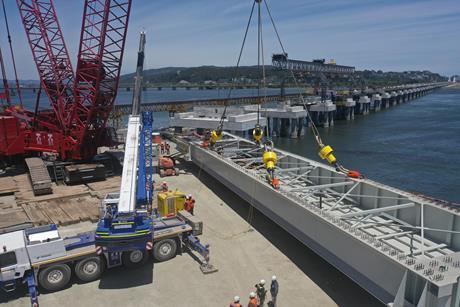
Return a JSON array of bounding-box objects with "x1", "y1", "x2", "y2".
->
[{"x1": 0, "y1": 32, "x2": 214, "y2": 307}]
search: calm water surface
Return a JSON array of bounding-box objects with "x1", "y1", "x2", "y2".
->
[
  {"x1": 11, "y1": 86, "x2": 460, "y2": 202},
  {"x1": 275, "y1": 87, "x2": 460, "y2": 203}
]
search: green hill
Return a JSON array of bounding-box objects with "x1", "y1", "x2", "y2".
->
[{"x1": 121, "y1": 65, "x2": 447, "y2": 87}]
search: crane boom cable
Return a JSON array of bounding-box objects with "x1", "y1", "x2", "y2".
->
[
  {"x1": 2, "y1": 0, "x2": 22, "y2": 107},
  {"x1": 263, "y1": 0, "x2": 286, "y2": 55},
  {"x1": 256, "y1": 0, "x2": 268, "y2": 130},
  {"x1": 256, "y1": 0, "x2": 261, "y2": 125},
  {"x1": 0, "y1": 40, "x2": 10, "y2": 105},
  {"x1": 263, "y1": 0, "x2": 351, "y2": 174},
  {"x1": 259, "y1": 2, "x2": 268, "y2": 138},
  {"x1": 263, "y1": 0, "x2": 323, "y2": 147},
  {"x1": 218, "y1": 1, "x2": 256, "y2": 131}
]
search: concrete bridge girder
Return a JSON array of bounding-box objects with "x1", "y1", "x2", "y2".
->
[{"x1": 186, "y1": 132, "x2": 460, "y2": 306}]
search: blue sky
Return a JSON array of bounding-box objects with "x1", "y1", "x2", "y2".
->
[{"x1": 1, "y1": 0, "x2": 459, "y2": 80}]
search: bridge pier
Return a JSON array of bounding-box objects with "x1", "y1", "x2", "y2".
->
[
  {"x1": 389, "y1": 91, "x2": 397, "y2": 106},
  {"x1": 372, "y1": 94, "x2": 382, "y2": 112},
  {"x1": 381, "y1": 92, "x2": 390, "y2": 108},
  {"x1": 336, "y1": 98, "x2": 355, "y2": 120},
  {"x1": 298, "y1": 118, "x2": 306, "y2": 137},
  {"x1": 289, "y1": 118, "x2": 298, "y2": 138},
  {"x1": 358, "y1": 96, "x2": 371, "y2": 115},
  {"x1": 395, "y1": 91, "x2": 402, "y2": 104},
  {"x1": 280, "y1": 118, "x2": 289, "y2": 137},
  {"x1": 401, "y1": 90, "x2": 408, "y2": 102},
  {"x1": 310, "y1": 102, "x2": 336, "y2": 127}
]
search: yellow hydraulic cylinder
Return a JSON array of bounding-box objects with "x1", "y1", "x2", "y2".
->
[
  {"x1": 263, "y1": 150, "x2": 277, "y2": 170},
  {"x1": 318, "y1": 145, "x2": 337, "y2": 164}
]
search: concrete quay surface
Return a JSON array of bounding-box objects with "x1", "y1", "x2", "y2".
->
[{"x1": 1, "y1": 161, "x2": 381, "y2": 307}]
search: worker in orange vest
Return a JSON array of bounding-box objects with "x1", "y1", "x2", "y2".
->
[
  {"x1": 161, "y1": 181, "x2": 168, "y2": 192},
  {"x1": 184, "y1": 194, "x2": 195, "y2": 215},
  {"x1": 229, "y1": 296, "x2": 242, "y2": 307},
  {"x1": 248, "y1": 292, "x2": 257, "y2": 307}
]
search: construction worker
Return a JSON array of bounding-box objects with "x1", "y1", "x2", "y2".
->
[
  {"x1": 270, "y1": 276, "x2": 279, "y2": 306},
  {"x1": 201, "y1": 130, "x2": 211, "y2": 148},
  {"x1": 165, "y1": 142, "x2": 170, "y2": 155},
  {"x1": 104, "y1": 204, "x2": 113, "y2": 223},
  {"x1": 255, "y1": 279, "x2": 267, "y2": 306},
  {"x1": 230, "y1": 296, "x2": 242, "y2": 307},
  {"x1": 160, "y1": 142, "x2": 165, "y2": 154},
  {"x1": 161, "y1": 181, "x2": 168, "y2": 192},
  {"x1": 184, "y1": 194, "x2": 195, "y2": 215},
  {"x1": 248, "y1": 292, "x2": 257, "y2": 307}
]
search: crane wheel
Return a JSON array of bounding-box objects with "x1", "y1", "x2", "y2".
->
[
  {"x1": 153, "y1": 238, "x2": 177, "y2": 262},
  {"x1": 38, "y1": 264, "x2": 72, "y2": 292},
  {"x1": 122, "y1": 250, "x2": 148, "y2": 268},
  {"x1": 75, "y1": 256, "x2": 104, "y2": 282}
]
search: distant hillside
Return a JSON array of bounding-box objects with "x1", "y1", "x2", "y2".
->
[
  {"x1": 9, "y1": 67, "x2": 446, "y2": 88},
  {"x1": 119, "y1": 65, "x2": 278, "y2": 84},
  {"x1": 120, "y1": 66, "x2": 447, "y2": 87}
]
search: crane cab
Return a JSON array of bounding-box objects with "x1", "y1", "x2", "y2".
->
[
  {"x1": 0, "y1": 231, "x2": 30, "y2": 292},
  {"x1": 0, "y1": 224, "x2": 66, "y2": 292},
  {"x1": 95, "y1": 193, "x2": 153, "y2": 250}
]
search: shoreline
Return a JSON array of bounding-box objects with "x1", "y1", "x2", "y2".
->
[{"x1": 446, "y1": 82, "x2": 460, "y2": 88}]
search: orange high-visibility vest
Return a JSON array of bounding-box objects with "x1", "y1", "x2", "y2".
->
[
  {"x1": 184, "y1": 199, "x2": 195, "y2": 211},
  {"x1": 248, "y1": 298, "x2": 257, "y2": 307}
]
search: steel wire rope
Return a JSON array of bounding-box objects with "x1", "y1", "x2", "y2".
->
[
  {"x1": 247, "y1": 1, "x2": 269, "y2": 227},
  {"x1": 193, "y1": 2, "x2": 256, "y2": 202},
  {"x1": 2, "y1": 0, "x2": 23, "y2": 107},
  {"x1": 263, "y1": 0, "x2": 351, "y2": 174},
  {"x1": 257, "y1": 0, "x2": 269, "y2": 138},
  {"x1": 217, "y1": 1, "x2": 256, "y2": 132}
]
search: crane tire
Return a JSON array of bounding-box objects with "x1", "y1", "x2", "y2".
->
[
  {"x1": 75, "y1": 256, "x2": 103, "y2": 282},
  {"x1": 153, "y1": 238, "x2": 177, "y2": 262},
  {"x1": 38, "y1": 264, "x2": 72, "y2": 292},
  {"x1": 122, "y1": 250, "x2": 148, "y2": 268}
]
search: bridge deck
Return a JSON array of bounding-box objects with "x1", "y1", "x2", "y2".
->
[{"x1": 186, "y1": 133, "x2": 460, "y2": 306}]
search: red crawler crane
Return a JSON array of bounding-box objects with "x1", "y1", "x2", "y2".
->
[{"x1": 0, "y1": 0, "x2": 131, "y2": 160}]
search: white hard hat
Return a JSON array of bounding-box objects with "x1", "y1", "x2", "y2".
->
[
  {"x1": 234, "y1": 296, "x2": 240, "y2": 302},
  {"x1": 249, "y1": 292, "x2": 256, "y2": 298},
  {"x1": 260, "y1": 279, "x2": 265, "y2": 285},
  {"x1": 187, "y1": 194, "x2": 192, "y2": 198},
  {"x1": 162, "y1": 181, "x2": 167, "y2": 185},
  {"x1": 272, "y1": 275, "x2": 277, "y2": 281}
]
